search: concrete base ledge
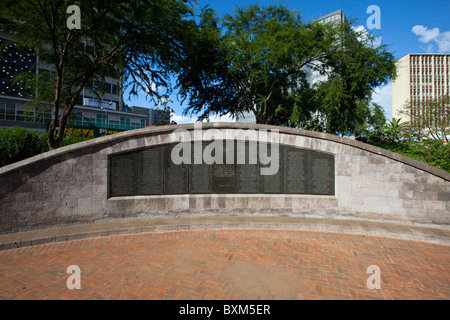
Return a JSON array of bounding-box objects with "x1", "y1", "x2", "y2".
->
[{"x1": 1, "y1": 215, "x2": 449, "y2": 251}]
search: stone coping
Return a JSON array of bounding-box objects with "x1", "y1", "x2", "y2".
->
[
  {"x1": 1, "y1": 123, "x2": 449, "y2": 181},
  {"x1": 1, "y1": 215, "x2": 449, "y2": 250}
]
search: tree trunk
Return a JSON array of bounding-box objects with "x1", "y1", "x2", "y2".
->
[{"x1": 47, "y1": 68, "x2": 63, "y2": 150}]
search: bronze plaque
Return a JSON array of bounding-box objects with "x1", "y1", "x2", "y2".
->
[
  {"x1": 284, "y1": 147, "x2": 309, "y2": 194},
  {"x1": 212, "y1": 164, "x2": 236, "y2": 194},
  {"x1": 164, "y1": 145, "x2": 189, "y2": 194},
  {"x1": 190, "y1": 143, "x2": 212, "y2": 194},
  {"x1": 138, "y1": 148, "x2": 163, "y2": 195},
  {"x1": 310, "y1": 151, "x2": 335, "y2": 195},
  {"x1": 110, "y1": 152, "x2": 138, "y2": 197}
]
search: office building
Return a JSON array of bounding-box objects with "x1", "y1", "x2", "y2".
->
[
  {"x1": 235, "y1": 111, "x2": 257, "y2": 124},
  {"x1": 305, "y1": 9, "x2": 347, "y2": 87},
  {"x1": 392, "y1": 54, "x2": 450, "y2": 124},
  {"x1": 0, "y1": 33, "x2": 170, "y2": 136}
]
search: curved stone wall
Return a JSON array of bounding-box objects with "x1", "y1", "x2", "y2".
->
[{"x1": 0, "y1": 123, "x2": 449, "y2": 234}]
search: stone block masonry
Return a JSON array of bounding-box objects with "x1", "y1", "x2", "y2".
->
[{"x1": 0, "y1": 123, "x2": 449, "y2": 234}]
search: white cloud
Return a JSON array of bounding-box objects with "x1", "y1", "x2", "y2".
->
[
  {"x1": 412, "y1": 25, "x2": 450, "y2": 53},
  {"x1": 372, "y1": 82, "x2": 393, "y2": 120},
  {"x1": 412, "y1": 25, "x2": 440, "y2": 43},
  {"x1": 436, "y1": 31, "x2": 450, "y2": 52}
]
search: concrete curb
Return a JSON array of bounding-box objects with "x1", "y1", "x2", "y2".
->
[{"x1": 1, "y1": 216, "x2": 449, "y2": 250}]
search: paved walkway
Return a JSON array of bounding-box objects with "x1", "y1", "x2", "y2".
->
[{"x1": 0, "y1": 229, "x2": 449, "y2": 300}]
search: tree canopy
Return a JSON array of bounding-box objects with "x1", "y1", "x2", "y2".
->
[
  {"x1": 1, "y1": 0, "x2": 200, "y2": 149},
  {"x1": 177, "y1": 4, "x2": 397, "y2": 134},
  {"x1": 1, "y1": 2, "x2": 398, "y2": 150}
]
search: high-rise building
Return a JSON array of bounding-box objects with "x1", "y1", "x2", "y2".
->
[
  {"x1": 392, "y1": 54, "x2": 450, "y2": 124},
  {"x1": 235, "y1": 111, "x2": 257, "y2": 124},
  {"x1": 0, "y1": 34, "x2": 170, "y2": 135},
  {"x1": 306, "y1": 10, "x2": 347, "y2": 87}
]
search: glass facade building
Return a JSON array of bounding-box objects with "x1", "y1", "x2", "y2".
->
[{"x1": 0, "y1": 36, "x2": 170, "y2": 133}]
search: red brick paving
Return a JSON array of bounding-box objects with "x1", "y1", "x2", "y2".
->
[{"x1": 0, "y1": 230, "x2": 449, "y2": 300}]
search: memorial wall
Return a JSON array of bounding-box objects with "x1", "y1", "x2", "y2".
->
[
  {"x1": 0, "y1": 123, "x2": 449, "y2": 234},
  {"x1": 109, "y1": 143, "x2": 335, "y2": 197}
]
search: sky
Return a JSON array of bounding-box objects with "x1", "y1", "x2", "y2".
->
[{"x1": 124, "y1": 0, "x2": 450, "y2": 124}]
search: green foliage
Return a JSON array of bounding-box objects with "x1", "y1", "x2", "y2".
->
[
  {"x1": 0, "y1": 127, "x2": 48, "y2": 167},
  {"x1": 297, "y1": 22, "x2": 396, "y2": 134},
  {"x1": 61, "y1": 129, "x2": 95, "y2": 147},
  {"x1": 377, "y1": 140, "x2": 450, "y2": 173},
  {"x1": 359, "y1": 125, "x2": 450, "y2": 173},
  {"x1": 0, "y1": 127, "x2": 98, "y2": 167},
  {"x1": 178, "y1": 4, "x2": 396, "y2": 134},
  {"x1": 1, "y1": 0, "x2": 201, "y2": 149},
  {"x1": 399, "y1": 95, "x2": 450, "y2": 143},
  {"x1": 179, "y1": 4, "x2": 339, "y2": 124}
]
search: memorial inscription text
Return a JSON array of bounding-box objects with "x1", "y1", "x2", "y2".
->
[{"x1": 109, "y1": 142, "x2": 335, "y2": 197}]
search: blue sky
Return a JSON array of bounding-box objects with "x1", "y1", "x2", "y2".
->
[{"x1": 125, "y1": 0, "x2": 450, "y2": 123}]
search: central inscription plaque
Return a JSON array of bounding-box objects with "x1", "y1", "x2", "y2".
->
[
  {"x1": 213, "y1": 164, "x2": 236, "y2": 194},
  {"x1": 109, "y1": 142, "x2": 335, "y2": 197}
]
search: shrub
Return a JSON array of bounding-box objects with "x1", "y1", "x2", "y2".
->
[
  {"x1": 0, "y1": 126, "x2": 48, "y2": 167},
  {"x1": 61, "y1": 133, "x2": 95, "y2": 147},
  {"x1": 361, "y1": 135, "x2": 450, "y2": 173}
]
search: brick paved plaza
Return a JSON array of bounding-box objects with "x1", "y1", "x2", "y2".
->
[{"x1": 0, "y1": 229, "x2": 449, "y2": 300}]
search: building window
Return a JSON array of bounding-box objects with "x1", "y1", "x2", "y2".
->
[
  {"x1": 96, "y1": 113, "x2": 107, "y2": 127},
  {"x1": 111, "y1": 84, "x2": 119, "y2": 95},
  {"x1": 5, "y1": 103, "x2": 15, "y2": 120}
]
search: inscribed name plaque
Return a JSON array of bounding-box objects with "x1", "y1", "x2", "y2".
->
[
  {"x1": 110, "y1": 152, "x2": 138, "y2": 196},
  {"x1": 260, "y1": 145, "x2": 283, "y2": 194},
  {"x1": 164, "y1": 146, "x2": 189, "y2": 194},
  {"x1": 213, "y1": 164, "x2": 236, "y2": 194},
  {"x1": 212, "y1": 144, "x2": 236, "y2": 194},
  {"x1": 108, "y1": 141, "x2": 335, "y2": 197},
  {"x1": 236, "y1": 142, "x2": 259, "y2": 193},
  {"x1": 237, "y1": 164, "x2": 259, "y2": 193},
  {"x1": 310, "y1": 151, "x2": 335, "y2": 195},
  {"x1": 190, "y1": 143, "x2": 212, "y2": 194},
  {"x1": 284, "y1": 148, "x2": 309, "y2": 194},
  {"x1": 138, "y1": 149, "x2": 163, "y2": 195}
]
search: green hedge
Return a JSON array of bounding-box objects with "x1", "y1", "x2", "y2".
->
[
  {"x1": 370, "y1": 140, "x2": 450, "y2": 173},
  {"x1": 0, "y1": 127, "x2": 97, "y2": 167},
  {"x1": 0, "y1": 126, "x2": 49, "y2": 167}
]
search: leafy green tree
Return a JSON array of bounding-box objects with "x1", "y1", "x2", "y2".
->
[
  {"x1": 401, "y1": 95, "x2": 449, "y2": 143},
  {"x1": 296, "y1": 22, "x2": 396, "y2": 134},
  {"x1": 1, "y1": 0, "x2": 200, "y2": 149},
  {"x1": 178, "y1": 4, "x2": 340, "y2": 124},
  {"x1": 178, "y1": 5, "x2": 396, "y2": 134}
]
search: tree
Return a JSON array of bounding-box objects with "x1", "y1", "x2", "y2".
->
[
  {"x1": 178, "y1": 4, "x2": 340, "y2": 124},
  {"x1": 1, "y1": 0, "x2": 200, "y2": 149},
  {"x1": 401, "y1": 95, "x2": 449, "y2": 143},
  {"x1": 293, "y1": 22, "x2": 396, "y2": 134},
  {"x1": 384, "y1": 117, "x2": 407, "y2": 142},
  {"x1": 178, "y1": 5, "x2": 396, "y2": 134}
]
